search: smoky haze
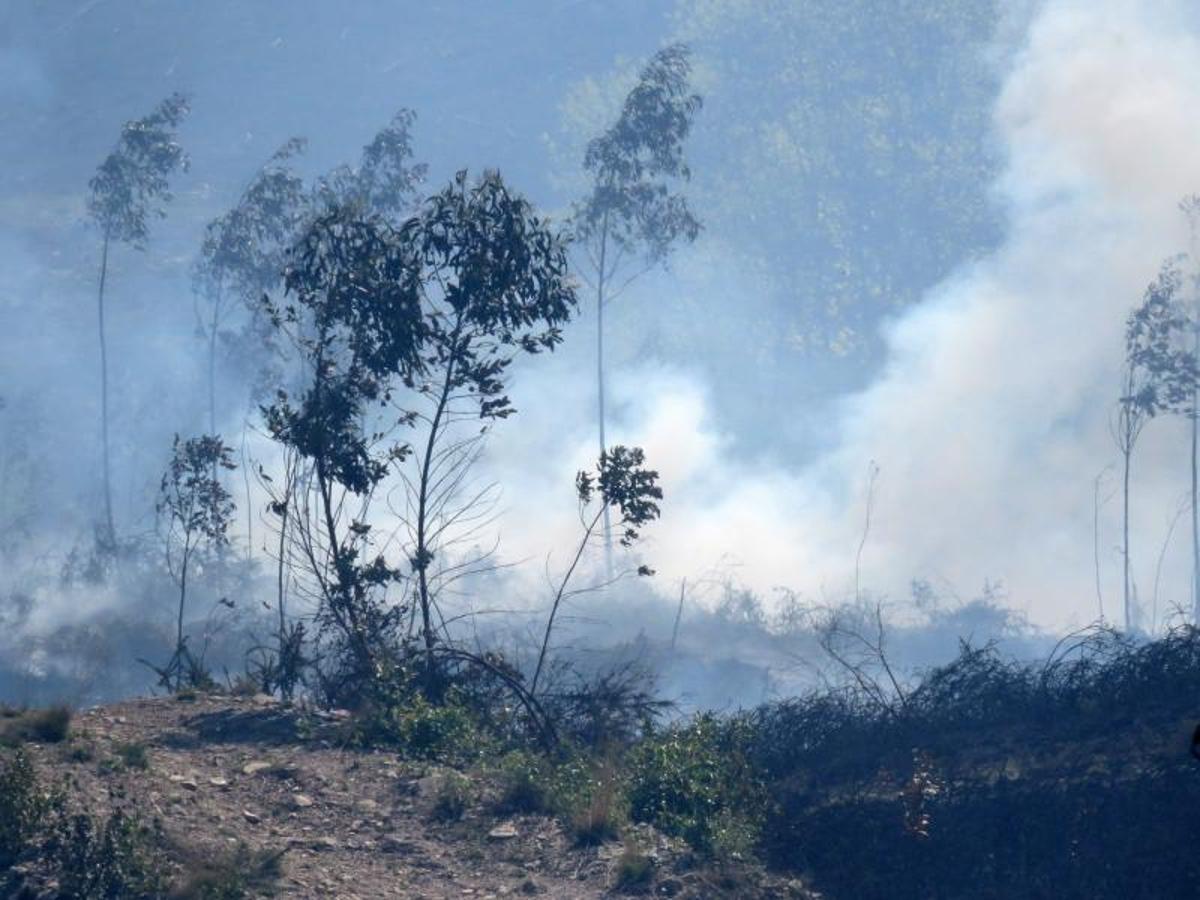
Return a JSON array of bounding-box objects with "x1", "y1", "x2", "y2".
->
[{"x1": 2, "y1": 0, "x2": 1197, "y2": 706}]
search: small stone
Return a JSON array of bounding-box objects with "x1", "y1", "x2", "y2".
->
[
  {"x1": 356, "y1": 798, "x2": 379, "y2": 812},
  {"x1": 209, "y1": 776, "x2": 229, "y2": 787},
  {"x1": 312, "y1": 836, "x2": 338, "y2": 851},
  {"x1": 178, "y1": 779, "x2": 198, "y2": 791},
  {"x1": 488, "y1": 823, "x2": 519, "y2": 840},
  {"x1": 242, "y1": 761, "x2": 272, "y2": 775},
  {"x1": 292, "y1": 793, "x2": 314, "y2": 809},
  {"x1": 242, "y1": 809, "x2": 261, "y2": 824}
]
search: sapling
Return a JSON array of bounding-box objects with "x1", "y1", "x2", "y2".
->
[
  {"x1": 531, "y1": 445, "x2": 662, "y2": 695},
  {"x1": 156, "y1": 434, "x2": 236, "y2": 690}
]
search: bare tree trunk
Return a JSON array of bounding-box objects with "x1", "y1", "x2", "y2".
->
[
  {"x1": 97, "y1": 232, "x2": 116, "y2": 549},
  {"x1": 670, "y1": 577, "x2": 686, "y2": 652},
  {"x1": 1192, "y1": 330, "x2": 1199, "y2": 624},
  {"x1": 595, "y1": 215, "x2": 614, "y2": 583},
  {"x1": 1094, "y1": 469, "x2": 1106, "y2": 621},
  {"x1": 414, "y1": 317, "x2": 465, "y2": 693},
  {"x1": 276, "y1": 453, "x2": 294, "y2": 645},
  {"x1": 1123, "y1": 445, "x2": 1132, "y2": 632},
  {"x1": 177, "y1": 543, "x2": 191, "y2": 659},
  {"x1": 207, "y1": 287, "x2": 220, "y2": 441},
  {"x1": 241, "y1": 425, "x2": 254, "y2": 562},
  {"x1": 532, "y1": 505, "x2": 606, "y2": 696}
]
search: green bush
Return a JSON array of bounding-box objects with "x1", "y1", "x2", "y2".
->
[
  {"x1": 0, "y1": 749, "x2": 62, "y2": 868},
  {"x1": 494, "y1": 751, "x2": 552, "y2": 814},
  {"x1": 49, "y1": 810, "x2": 168, "y2": 899},
  {"x1": 1, "y1": 747, "x2": 173, "y2": 898},
  {"x1": 430, "y1": 771, "x2": 472, "y2": 822},
  {"x1": 627, "y1": 714, "x2": 765, "y2": 855},
  {"x1": 116, "y1": 741, "x2": 150, "y2": 771},
  {"x1": 351, "y1": 692, "x2": 482, "y2": 762}
]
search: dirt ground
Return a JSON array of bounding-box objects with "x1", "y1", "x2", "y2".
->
[{"x1": 14, "y1": 693, "x2": 818, "y2": 899}]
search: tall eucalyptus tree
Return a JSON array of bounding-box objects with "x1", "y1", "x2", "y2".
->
[
  {"x1": 1119, "y1": 261, "x2": 1193, "y2": 630},
  {"x1": 573, "y1": 44, "x2": 701, "y2": 573},
  {"x1": 87, "y1": 93, "x2": 190, "y2": 549},
  {"x1": 194, "y1": 138, "x2": 308, "y2": 442}
]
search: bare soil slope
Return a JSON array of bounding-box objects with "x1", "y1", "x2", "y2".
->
[{"x1": 13, "y1": 694, "x2": 815, "y2": 899}]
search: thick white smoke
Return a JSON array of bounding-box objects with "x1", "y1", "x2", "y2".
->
[{"x1": 493, "y1": 0, "x2": 1200, "y2": 630}]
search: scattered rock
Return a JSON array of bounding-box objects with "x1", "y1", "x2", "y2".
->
[
  {"x1": 209, "y1": 776, "x2": 228, "y2": 787},
  {"x1": 242, "y1": 760, "x2": 273, "y2": 775},
  {"x1": 489, "y1": 823, "x2": 519, "y2": 841},
  {"x1": 292, "y1": 793, "x2": 315, "y2": 809},
  {"x1": 311, "y1": 836, "x2": 339, "y2": 851},
  {"x1": 242, "y1": 809, "x2": 261, "y2": 824}
]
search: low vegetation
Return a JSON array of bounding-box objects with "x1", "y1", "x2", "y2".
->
[
  {"x1": 0, "y1": 704, "x2": 72, "y2": 746},
  {"x1": 0, "y1": 747, "x2": 285, "y2": 898}
]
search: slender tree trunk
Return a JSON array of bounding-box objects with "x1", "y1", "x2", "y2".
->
[
  {"x1": 97, "y1": 232, "x2": 116, "y2": 549},
  {"x1": 595, "y1": 214, "x2": 614, "y2": 582},
  {"x1": 1123, "y1": 445, "x2": 1132, "y2": 633},
  {"x1": 415, "y1": 318, "x2": 465, "y2": 694},
  {"x1": 1093, "y1": 469, "x2": 1105, "y2": 621},
  {"x1": 177, "y1": 543, "x2": 191, "y2": 657},
  {"x1": 531, "y1": 505, "x2": 606, "y2": 695},
  {"x1": 1192, "y1": 328, "x2": 1199, "y2": 624},
  {"x1": 670, "y1": 577, "x2": 686, "y2": 652},
  {"x1": 241, "y1": 425, "x2": 254, "y2": 562},
  {"x1": 276, "y1": 454, "x2": 292, "y2": 644},
  {"x1": 207, "y1": 287, "x2": 220, "y2": 441}
]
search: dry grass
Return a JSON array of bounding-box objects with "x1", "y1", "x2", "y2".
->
[
  {"x1": 568, "y1": 764, "x2": 625, "y2": 846},
  {"x1": 0, "y1": 705, "x2": 72, "y2": 746}
]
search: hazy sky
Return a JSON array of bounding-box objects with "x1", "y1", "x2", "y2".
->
[{"x1": 5, "y1": 0, "x2": 1200, "y2": 639}]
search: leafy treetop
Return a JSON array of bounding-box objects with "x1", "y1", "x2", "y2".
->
[
  {"x1": 88, "y1": 93, "x2": 191, "y2": 247},
  {"x1": 575, "y1": 44, "x2": 703, "y2": 262}
]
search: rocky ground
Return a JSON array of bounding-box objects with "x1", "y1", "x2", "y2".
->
[{"x1": 10, "y1": 693, "x2": 818, "y2": 899}]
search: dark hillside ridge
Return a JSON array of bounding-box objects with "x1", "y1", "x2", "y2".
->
[{"x1": 747, "y1": 626, "x2": 1200, "y2": 899}]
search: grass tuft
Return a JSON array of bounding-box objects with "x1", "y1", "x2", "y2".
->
[{"x1": 0, "y1": 705, "x2": 72, "y2": 746}]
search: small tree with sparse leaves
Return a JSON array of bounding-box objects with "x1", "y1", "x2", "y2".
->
[
  {"x1": 155, "y1": 434, "x2": 236, "y2": 690},
  {"x1": 397, "y1": 170, "x2": 576, "y2": 692},
  {"x1": 531, "y1": 446, "x2": 663, "y2": 695},
  {"x1": 1116, "y1": 260, "x2": 1194, "y2": 630}
]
